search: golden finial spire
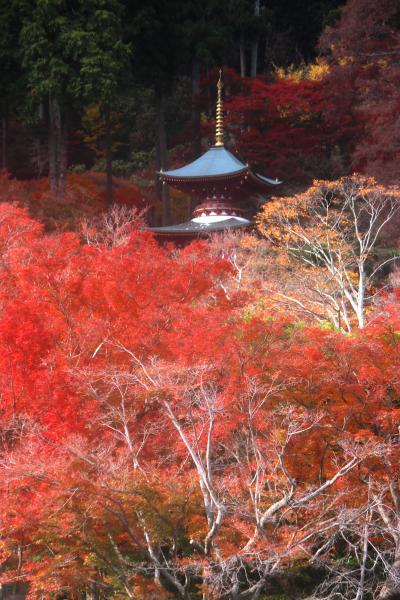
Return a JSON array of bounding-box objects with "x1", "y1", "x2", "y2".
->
[{"x1": 215, "y1": 69, "x2": 224, "y2": 147}]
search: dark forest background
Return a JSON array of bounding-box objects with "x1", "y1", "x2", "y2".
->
[
  {"x1": 0, "y1": 0, "x2": 399, "y2": 225},
  {"x1": 1, "y1": 4, "x2": 400, "y2": 600}
]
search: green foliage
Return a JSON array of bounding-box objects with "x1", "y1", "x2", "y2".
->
[
  {"x1": 0, "y1": 0, "x2": 23, "y2": 98},
  {"x1": 91, "y1": 159, "x2": 130, "y2": 177},
  {"x1": 319, "y1": 321, "x2": 341, "y2": 331},
  {"x1": 20, "y1": 0, "x2": 74, "y2": 102},
  {"x1": 66, "y1": 0, "x2": 131, "y2": 108},
  {"x1": 18, "y1": 0, "x2": 130, "y2": 111},
  {"x1": 1, "y1": 0, "x2": 351, "y2": 179},
  {"x1": 69, "y1": 163, "x2": 86, "y2": 173}
]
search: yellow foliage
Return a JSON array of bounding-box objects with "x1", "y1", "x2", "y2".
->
[
  {"x1": 274, "y1": 65, "x2": 305, "y2": 83},
  {"x1": 308, "y1": 59, "x2": 330, "y2": 81},
  {"x1": 338, "y1": 55, "x2": 354, "y2": 66},
  {"x1": 274, "y1": 59, "x2": 330, "y2": 82},
  {"x1": 81, "y1": 103, "x2": 124, "y2": 159}
]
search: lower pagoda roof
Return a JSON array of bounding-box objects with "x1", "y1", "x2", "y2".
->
[{"x1": 149, "y1": 216, "x2": 251, "y2": 238}]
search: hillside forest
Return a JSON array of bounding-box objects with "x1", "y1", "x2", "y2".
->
[{"x1": 0, "y1": 1, "x2": 400, "y2": 599}]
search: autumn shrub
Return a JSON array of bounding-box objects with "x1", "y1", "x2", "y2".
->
[
  {"x1": 0, "y1": 203, "x2": 399, "y2": 599},
  {"x1": 0, "y1": 171, "x2": 151, "y2": 232}
]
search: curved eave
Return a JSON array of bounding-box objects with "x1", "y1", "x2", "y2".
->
[
  {"x1": 248, "y1": 171, "x2": 283, "y2": 189},
  {"x1": 158, "y1": 167, "x2": 248, "y2": 184},
  {"x1": 158, "y1": 169, "x2": 283, "y2": 192},
  {"x1": 255, "y1": 174, "x2": 282, "y2": 185}
]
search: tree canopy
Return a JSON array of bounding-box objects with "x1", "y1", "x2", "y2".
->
[{"x1": 0, "y1": 1, "x2": 400, "y2": 598}]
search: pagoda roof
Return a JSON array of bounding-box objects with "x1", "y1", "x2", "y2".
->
[
  {"x1": 149, "y1": 217, "x2": 251, "y2": 237},
  {"x1": 160, "y1": 71, "x2": 282, "y2": 188},
  {"x1": 161, "y1": 146, "x2": 246, "y2": 180},
  {"x1": 160, "y1": 146, "x2": 282, "y2": 187}
]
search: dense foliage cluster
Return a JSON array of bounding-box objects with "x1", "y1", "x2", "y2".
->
[
  {"x1": 0, "y1": 191, "x2": 398, "y2": 599},
  {"x1": 0, "y1": 0, "x2": 399, "y2": 213},
  {"x1": 0, "y1": 1, "x2": 399, "y2": 599}
]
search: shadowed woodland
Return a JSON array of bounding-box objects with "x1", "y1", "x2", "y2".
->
[{"x1": 0, "y1": 1, "x2": 400, "y2": 599}]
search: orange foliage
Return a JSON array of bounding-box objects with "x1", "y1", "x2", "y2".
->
[
  {"x1": 0, "y1": 171, "x2": 151, "y2": 232},
  {"x1": 0, "y1": 201, "x2": 398, "y2": 598},
  {"x1": 257, "y1": 175, "x2": 400, "y2": 331}
]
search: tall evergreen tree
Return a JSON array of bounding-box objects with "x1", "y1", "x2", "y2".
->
[
  {"x1": 124, "y1": 0, "x2": 234, "y2": 223},
  {"x1": 19, "y1": 0, "x2": 129, "y2": 199},
  {"x1": 123, "y1": 0, "x2": 184, "y2": 224},
  {"x1": 0, "y1": 0, "x2": 23, "y2": 170},
  {"x1": 66, "y1": 0, "x2": 130, "y2": 205},
  {"x1": 19, "y1": 0, "x2": 74, "y2": 196}
]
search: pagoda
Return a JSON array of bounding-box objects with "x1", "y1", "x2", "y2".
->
[{"x1": 150, "y1": 71, "x2": 281, "y2": 241}]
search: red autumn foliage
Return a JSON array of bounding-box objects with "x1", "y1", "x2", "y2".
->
[
  {"x1": 320, "y1": 0, "x2": 400, "y2": 183},
  {"x1": 0, "y1": 200, "x2": 398, "y2": 598},
  {"x1": 0, "y1": 170, "x2": 151, "y2": 232},
  {"x1": 197, "y1": 68, "x2": 361, "y2": 183}
]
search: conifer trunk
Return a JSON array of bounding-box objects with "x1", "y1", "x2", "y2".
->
[
  {"x1": 1, "y1": 99, "x2": 7, "y2": 171},
  {"x1": 48, "y1": 93, "x2": 66, "y2": 197},
  {"x1": 155, "y1": 90, "x2": 170, "y2": 226},
  {"x1": 61, "y1": 113, "x2": 67, "y2": 194},
  {"x1": 250, "y1": 41, "x2": 259, "y2": 78},
  {"x1": 239, "y1": 31, "x2": 247, "y2": 77},
  {"x1": 190, "y1": 59, "x2": 201, "y2": 218},
  {"x1": 191, "y1": 59, "x2": 201, "y2": 158},
  {"x1": 104, "y1": 106, "x2": 113, "y2": 207},
  {"x1": 250, "y1": 0, "x2": 260, "y2": 77}
]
